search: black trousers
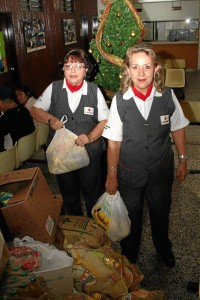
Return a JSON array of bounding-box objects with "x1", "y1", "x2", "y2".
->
[
  {"x1": 56, "y1": 158, "x2": 105, "y2": 217},
  {"x1": 119, "y1": 176, "x2": 174, "y2": 263}
]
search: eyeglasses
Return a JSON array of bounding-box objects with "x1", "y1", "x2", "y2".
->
[{"x1": 64, "y1": 63, "x2": 85, "y2": 70}]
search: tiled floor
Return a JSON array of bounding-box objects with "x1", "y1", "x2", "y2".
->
[{"x1": 23, "y1": 72, "x2": 200, "y2": 299}]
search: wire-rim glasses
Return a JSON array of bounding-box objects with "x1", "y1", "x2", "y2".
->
[{"x1": 64, "y1": 63, "x2": 86, "y2": 70}]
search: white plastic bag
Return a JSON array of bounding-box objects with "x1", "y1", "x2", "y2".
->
[
  {"x1": 13, "y1": 236, "x2": 73, "y2": 270},
  {"x1": 46, "y1": 115, "x2": 90, "y2": 174},
  {"x1": 92, "y1": 191, "x2": 131, "y2": 242}
]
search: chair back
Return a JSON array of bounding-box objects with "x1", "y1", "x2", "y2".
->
[
  {"x1": 171, "y1": 59, "x2": 186, "y2": 69},
  {"x1": 165, "y1": 69, "x2": 185, "y2": 88},
  {"x1": 16, "y1": 129, "x2": 38, "y2": 167},
  {"x1": 0, "y1": 142, "x2": 17, "y2": 174},
  {"x1": 36, "y1": 123, "x2": 49, "y2": 150},
  {"x1": 162, "y1": 59, "x2": 173, "y2": 69}
]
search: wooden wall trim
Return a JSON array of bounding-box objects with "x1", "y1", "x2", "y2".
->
[{"x1": 151, "y1": 43, "x2": 198, "y2": 70}]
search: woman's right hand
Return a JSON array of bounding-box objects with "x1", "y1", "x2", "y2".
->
[
  {"x1": 105, "y1": 174, "x2": 118, "y2": 195},
  {"x1": 49, "y1": 117, "x2": 64, "y2": 130}
]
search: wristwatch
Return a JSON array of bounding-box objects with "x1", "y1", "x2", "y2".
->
[{"x1": 178, "y1": 154, "x2": 188, "y2": 160}]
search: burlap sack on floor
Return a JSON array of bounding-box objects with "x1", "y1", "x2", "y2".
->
[
  {"x1": 58, "y1": 215, "x2": 111, "y2": 251},
  {"x1": 66, "y1": 240, "x2": 93, "y2": 259},
  {"x1": 72, "y1": 245, "x2": 144, "y2": 299}
]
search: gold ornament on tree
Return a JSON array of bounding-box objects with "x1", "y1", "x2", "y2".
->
[
  {"x1": 131, "y1": 30, "x2": 136, "y2": 37},
  {"x1": 106, "y1": 39, "x2": 112, "y2": 48}
]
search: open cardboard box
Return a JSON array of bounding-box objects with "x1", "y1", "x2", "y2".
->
[
  {"x1": 0, "y1": 167, "x2": 62, "y2": 243},
  {"x1": 33, "y1": 264, "x2": 74, "y2": 297}
]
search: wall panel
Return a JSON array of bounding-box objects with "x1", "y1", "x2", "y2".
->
[
  {"x1": 151, "y1": 42, "x2": 198, "y2": 69},
  {"x1": 0, "y1": 0, "x2": 97, "y2": 96}
]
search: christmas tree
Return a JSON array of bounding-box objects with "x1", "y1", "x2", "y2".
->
[{"x1": 89, "y1": 0, "x2": 146, "y2": 98}]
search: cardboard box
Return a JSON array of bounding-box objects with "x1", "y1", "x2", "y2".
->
[
  {"x1": 0, "y1": 167, "x2": 62, "y2": 243},
  {"x1": 0, "y1": 230, "x2": 10, "y2": 279},
  {"x1": 33, "y1": 265, "x2": 74, "y2": 296},
  {"x1": 53, "y1": 226, "x2": 65, "y2": 251}
]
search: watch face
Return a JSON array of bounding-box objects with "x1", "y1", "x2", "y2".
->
[{"x1": 178, "y1": 155, "x2": 188, "y2": 159}]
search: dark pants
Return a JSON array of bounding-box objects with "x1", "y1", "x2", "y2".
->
[
  {"x1": 119, "y1": 176, "x2": 174, "y2": 263},
  {"x1": 56, "y1": 158, "x2": 105, "y2": 217}
]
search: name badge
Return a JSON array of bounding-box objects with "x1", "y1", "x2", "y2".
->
[
  {"x1": 84, "y1": 107, "x2": 94, "y2": 115},
  {"x1": 160, "y1": 115, "x2": 169, "y2": 125}
]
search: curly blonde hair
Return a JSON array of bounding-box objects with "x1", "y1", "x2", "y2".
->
[{"x1": 120, "y1": 43, "x2": 164, "y2": 94}]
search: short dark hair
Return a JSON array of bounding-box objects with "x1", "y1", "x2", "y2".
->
[
  {"x1": 14, "y1": 85, "x2": 34, "y2": 98},
  {"x1": 0, "y1": 87, "x2": 17, "y2": 102}
]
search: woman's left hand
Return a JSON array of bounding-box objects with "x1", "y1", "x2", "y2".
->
[{"x1": 75, "y1": 134, "x2": 90, "y2": 146}]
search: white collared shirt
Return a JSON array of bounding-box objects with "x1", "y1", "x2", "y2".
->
[
  {"x1": 34, "y1": 80, "x2": 109, "y2": 121},
  {"x1": 102, "y1": 86, "x2": 189, "y2": 141}
]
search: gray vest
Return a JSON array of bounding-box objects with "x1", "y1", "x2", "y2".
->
[
  {"x1": 116, "y1": 87, "x2": 175, "y2": 186},
  {"x1": 48, "y1": 80, "x2": 103, "y2": 162}
]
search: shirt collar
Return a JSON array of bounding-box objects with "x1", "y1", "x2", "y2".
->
[
  {"x1": 123, "y1": 86, "x2": 162, "y2": 100},
  {"x1": 66, "y1": 80, "x2": 84, "y2": 92},
  {"x1": 62, "y1": 79, "x2": 88, "y2": 95},
  {"x1": 132, "y1": 84, "x2": 153, "y2": 101}
]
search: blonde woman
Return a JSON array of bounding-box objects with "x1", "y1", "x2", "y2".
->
[{"x1": 103, "y1": 43, "x2": 189, "y2": 267}]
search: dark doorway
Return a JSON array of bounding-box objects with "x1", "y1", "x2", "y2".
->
[{"x1": 0, "y1": 13, "x2": 19, "y2": 87}]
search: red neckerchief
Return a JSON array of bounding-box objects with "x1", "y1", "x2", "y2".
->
[
  {"x1": 66, "y1": 80, "x2": 84, "y2": 93},
  {"x1": 132, "y1": 83, "x2": 153, "y2": 101}
]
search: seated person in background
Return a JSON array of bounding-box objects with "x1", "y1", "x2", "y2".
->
[
  {"x1": 15, "y1": 84, "x2": 37, "y2": 110},
  {"x1": 0, "y1": 86, "x2": 35, "y2": 152},
  {"x1": 0, "y1": 110, "x2": 12, "y2": 150},
  {"x1": 15, "y1": 84, "x2": 38, "y2": 126}
]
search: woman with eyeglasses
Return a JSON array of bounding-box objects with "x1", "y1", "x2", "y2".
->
[{"x1": 31, "y1": 49, "x2": 109, "y2": 217}]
